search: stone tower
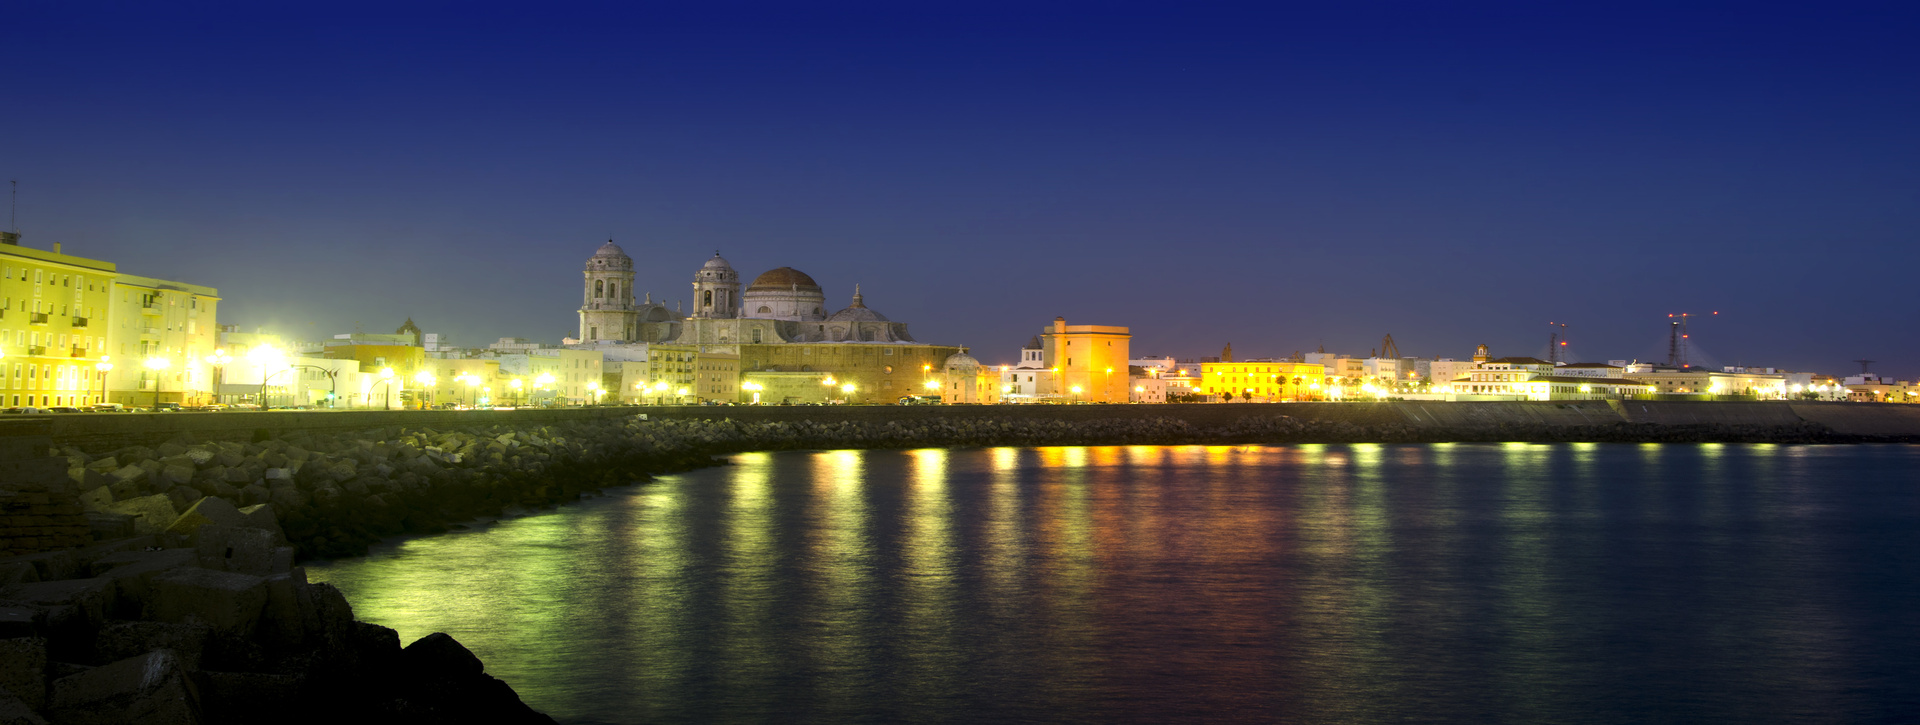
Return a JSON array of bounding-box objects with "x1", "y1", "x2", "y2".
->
[
  {"x1": 579, "y1": 240, "x2": 638, "y2": 342},
  {"x1": 689, "y1": 252, "x2": 740, "y2": 319},
  {"x1": 1473, "y1": 344, "x2": 1491, "y2": 363}
]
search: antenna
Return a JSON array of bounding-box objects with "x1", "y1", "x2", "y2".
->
[
  {"x1": 1852, "y1": 359, "x2": 1876, "y2": 375},
  {"x1": 8, "y1": 180, "x2": 15, "y2": 232}
]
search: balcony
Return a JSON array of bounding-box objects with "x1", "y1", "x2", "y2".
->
[
  {"x1": 141, "y1": 302, "x2": 162, "y2": 315},
  {"x1": 28, "y1": 312, "x2": 49, "y2": 325},
  {"x1": 71, "y1": 317, "x2": 88, "y2": 328},
  {"x1": 71, "y1": 346, "x2": 87, "y2": 358},
  {"x1": 26, "y1": 345, "x2": 45, "y2": 356}
]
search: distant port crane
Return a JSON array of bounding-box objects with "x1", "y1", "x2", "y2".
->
[
  {"x1": 1546, "y1": 322, "x2": 1569, "y2": 364},
  {"x1": 1666, "y1": 311, "x2": 1717, "y2": 369}
]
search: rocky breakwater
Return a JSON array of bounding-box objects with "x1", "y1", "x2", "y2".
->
[
  {"x1": 0, "y1": 499, "x2": 553, "y2": 724},
  {"x1": 54, "y1": 413, "x2": 1865, "y2": 561},
  {"x1": 61, "y1": 417, "x2": 712, "y2": 560}
]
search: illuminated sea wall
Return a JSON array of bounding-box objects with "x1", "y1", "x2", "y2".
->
[{"x1": 36, "y1": 402, "x2": 1917, "y2": 563}]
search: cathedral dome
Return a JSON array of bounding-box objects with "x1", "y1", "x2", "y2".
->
[
  {"x1": 828, "y1": 285, "x2": 889, "y2": 322},
  {"x1": 702, "y1": 253, "x2": 733, "y2": 270},
  {"x1": 588, "y1": 240, "x2": 633, "y2": 271},
  {"x1": 747, "y1": 267, "x2": 821, "y2": 292},
  {"x1": 942, "y1": 352, "x2": 980, "y2": 370}
]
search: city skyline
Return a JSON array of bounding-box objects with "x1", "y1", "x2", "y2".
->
[{"x1": 3, "y1": 4, "x2": 1916, "y2": 376}]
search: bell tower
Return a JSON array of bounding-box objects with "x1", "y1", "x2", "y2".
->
[
  {"x1": 690, "y1": 251, "x2": 740, "y2": 319},
  {"x1": 579, "y1": 240, "x2": 638, "y2": 342}
]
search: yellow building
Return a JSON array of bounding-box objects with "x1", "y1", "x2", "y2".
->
[
  {"x1": 1201, "y1": 360, "x2": 1327, "y2": 401},
  {"x1": 738, "y1": 342, "x2": 966, "y2": 404},
  {"x1": 0, "y1": 237, "x2": 120, "y2": 408},
  {"x1": 420, "y1": 358, "x2": 505, "y2": 407},
  {"x1": 1037, "y1": 317, "x2": 1130, "y2": 403},
  {"x1": 692, "y1": 348, "x2": 739, "y2": 402},
  {"x1": 324, "y1": 334, "x2": 428, "y2": 408},
  {"x1": 106, "y1": 274, "x2": 220, "y2": 406}
]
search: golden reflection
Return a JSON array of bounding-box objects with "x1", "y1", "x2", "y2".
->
[
  {"x1": 717, "y1": 452, "x2": 776, "y2": 693},
  {"x1": 808, "y1": 449, "x2": 872, "y2": 709},
  {"x1": 901, "y1": 448, "x2": 960, "y2": 703}
]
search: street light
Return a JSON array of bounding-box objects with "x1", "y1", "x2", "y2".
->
[
  {"x1": 841, "y1": 382, "x2": 856, "y2": 403},
  {"x1": 248, "y1": 344, "x2": 288, "y2": 410},
  {"x1": 205, "y1": 349, "x2": 232, "y2": 406},
  {"x1": 586, "y1": 381, "x2": 602, "y2": 406},
  {"x1": 143, "y1": 357, "x2": 170, "y2": 411},
  {"x1": 415, "y1": 371, "x2": 438, "y2": 409},
  {"x1": 370, "y1": 367, "x2": 396, "y2": 409},
  {"x1": 94, "y1": 356, "x2": 113, "y2": 406},
  {"x1": 510, "y1": 378, "x2": 524, "y2": 406},
  {"x1": 742, "y1": 381, "x2": 764, "y2": 404}
]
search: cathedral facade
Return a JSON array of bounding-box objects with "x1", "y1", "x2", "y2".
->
[{"x1": 573, "y1": 242, "x2": 966, "y2": 403}]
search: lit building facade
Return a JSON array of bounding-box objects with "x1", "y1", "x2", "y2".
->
[
  {"x1": 1038, "y1": 317, "x2": 1130, "y2": 403},
  {"x1": 0, "y1": 238, "x2": 118, "y2": 408},
  {"x1": 105, "y1": 274, "x2": 220, "y2": 407}
]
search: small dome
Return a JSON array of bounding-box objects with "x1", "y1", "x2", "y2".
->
[
  {"x1": 587, "y1": 240, "x2": 634, "y2": 271},
  {"x1": 827, "y1": 284, "x2": 888, "y2": 322},
  {"x1": 747, "y1": 267, "x2": 821, "y2": 291},
  {"x1": 943, "y1": 353, "x2": 980, "y2": 369},
  {"x1": 702, "y1": 252, "x2": 733, "y2": 269}
]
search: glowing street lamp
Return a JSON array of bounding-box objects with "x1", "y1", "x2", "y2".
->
[
  {"x1": 841, "y1": 382, "x2": 855, "y2": 404},
  {"x1": 742, "y1": 381, "x2": 764, "y2": 404},
  {"x1": 205, "y1": 349, "x2": 232, "y2": 406},
  {"x1": 510, "y1": 378, "x2": 524, "y2": 406},
  {"x1": 94, "y1": 357, "x2": 114, "y2": 407},
  {"x1": 370, "y1": 367, "x2": 396, "y2": 409},
  {"x1": 143, "y1": 357, "x2": 171, "y2": 411},
  {"x1": 248, "y1": 344, "x2": 289, "y2": 410}
]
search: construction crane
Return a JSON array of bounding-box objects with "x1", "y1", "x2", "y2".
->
[
  {"x1": 1380, "y1": 334, "x2": 1400, "y2": 359},
  {"x1": 1546, "y1": 322, "x2": 1569, "y2": 364},
  {"x1": 1666, "y1": 311, "x2": 1718, "y2": 369}
]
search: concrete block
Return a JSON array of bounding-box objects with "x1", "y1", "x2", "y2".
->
[
  {"x1": 105, "y1": 494, "x2": 178, "y2": 536},
  {"x1": 48, "y1": 649, "x2": 202, "y2": 725},
  {"x1": 159, "y1": 464, "x2": 195, "y2": 487},
  {"x1": 90, "y1": 549, "x2": 196, "y2": 612},
  {"x1": 0, "y1": 605, "x2": 46, "y2": 639},
  {"x1": 222, "y1": 467, "x2": 252, "y2": 484},
  {"x1": 77, "y1": 487, "x2": 114, "y2": 513},
  {"x1": 0, "y1": 637, "x2": 47, "y2": 711},
  {"x1": 184, "y1": 448, "x2": 216, "y2": 467},
  {"x1": 83, "y1": 457, "x2": 119, "y2": 474},
  {"x1": 0, "y1": 562, "x2": 37, "y2": 588},
  {"x1": 165, "y1": 486, "x2": 199, "y2": 512},
  {"x1": 0, "y1": 685, "x2": 50, "y2": 725},
  {"x1": 1, "y1": 578, "x2": 115, "y2": 627},
  {"x1": 194, "y1": 527, "x2": 282, "y2": 576},
  {"x1": 83, "y1": 512, "x2": 133, "y2": 541},
  {"x1": 94, "y1": 620, "x2": 212, "y2": 673},
  {"x1": 267, "y1": 486, "x2": 306, "y2": 511},
  {"x1": 150, "y1": 568, "x2": 267, "y2": 638},
  {"x1": 163, "y1": 497, "x2": 245, "y2": 539},
  {"x1": 7, "y1": 549, "x2": 78, "y2": 583},
  {"x1": 261, "y1": 467, "x2": 292, "y2": 482}
]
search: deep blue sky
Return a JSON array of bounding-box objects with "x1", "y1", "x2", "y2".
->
[{"x1": 5, "y1": 2, "x2": 1917, "y2": 375}]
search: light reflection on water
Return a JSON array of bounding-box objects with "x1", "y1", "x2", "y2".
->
[{"x1": 308, "y1": 444, "x2": 1920, "y2": 724}]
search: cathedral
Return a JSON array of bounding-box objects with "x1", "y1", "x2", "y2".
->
[
  {"x1": 576, "y1": 242, "x2": 915, "y2": 346},
  {"x1": 573, "y1": 241, "x2": 965, "y2": 404}
]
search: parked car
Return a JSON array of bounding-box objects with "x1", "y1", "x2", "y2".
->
[
  {"x1": 2, "y1": 407, "x2": 47, "y2": 414},
  {"x1": 91, "y1": 403, "x2": 126, "y2": 412},
  {"x1": 46, "y1": 406, "x2": 84, "y2": 414},
  {"x1": 154, "y1": 402, "x2": 183, "y2": 411}
]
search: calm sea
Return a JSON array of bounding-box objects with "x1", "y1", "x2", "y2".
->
[{"x1": 307, "y1": 444, "x2": 1920, "y2": 724}]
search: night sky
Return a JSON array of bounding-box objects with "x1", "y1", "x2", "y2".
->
[{"x1": 5, "y1": 3, "x2": 1917, "y2": 376}]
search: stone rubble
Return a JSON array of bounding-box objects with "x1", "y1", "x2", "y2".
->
[{"x1": 0, "y1": 503, "x2": 555, "y2": 725}]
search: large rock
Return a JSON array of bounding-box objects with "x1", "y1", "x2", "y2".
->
[
  {"x1": 105, "y1": 494, "x2": 178, "y2": 536},
  {"x1": 0, "y1": 685, "x2": 49, "y2": 725},
  {"x1": 77, "y1": 487, "x2": 114, "y2": 513},
  {"x1": 1, "y1": 578, "x2": 116, "y2": 627},
  {"x1": 47, "y1": 649, "x2": 201, "y2": 725},
  {"x1": 150, "y1": 568, "x2": 267, "y2": 638},
  {"x1": 159, "y1": 464, "x2": 196, "y2": 487},
  {"x1": 164, "y1": 497, "x2": 246, "y2": 539},
  {"x1": 90, "y1": 549, "x2": 196, "y2": 612},
  {"x1": 94, "y1": 620, "x2": 212, "y2": 673},
  {"x1": 193, "y1": 527, "x2": 287, "y2": 577},
  {"x1": 83, "y1": 457, "x2": 119, "y2": 474},
  {"x1": 0, "y1": 637, "x2": 47, "y2": 711}
]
